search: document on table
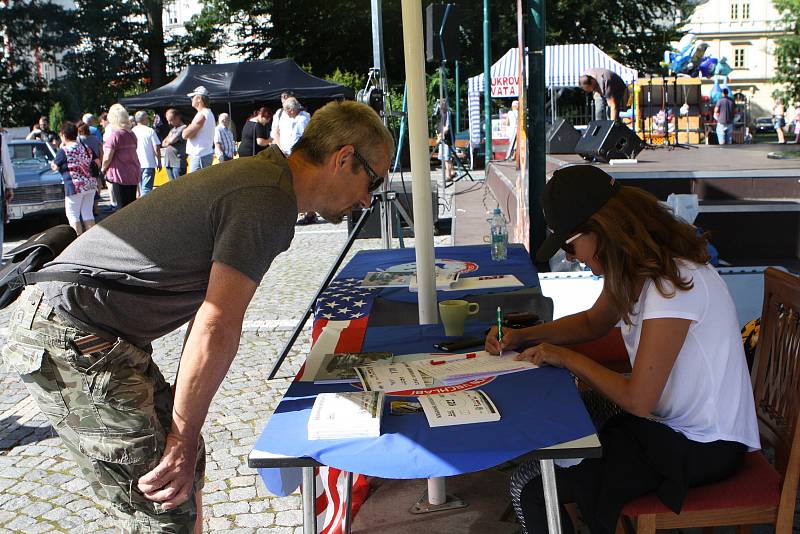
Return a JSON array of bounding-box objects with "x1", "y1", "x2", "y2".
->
[
  {"x1": 418, "y1": 390, "x2": 501, "y2": 427},
  {"x1": 409, "y1": 350, "x2": 537, "y2": 386},
  {"x1": 355, "y1": 362, "x2": 432, "y2": 392},
  {"x1": 448, "y1": 274, "x2": 524, "y2": 291}
]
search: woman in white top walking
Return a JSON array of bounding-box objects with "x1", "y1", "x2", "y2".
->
[{"x1": 487, "y1": 165, "x2": 759, "y2": 534}]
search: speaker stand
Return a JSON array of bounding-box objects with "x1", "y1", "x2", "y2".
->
[
  {"x1": 670, "y1": 74, "x2": 694, "y2": 151},
  {"x1": 445, "y1": 142, "x2": 475, "y2": 187}
]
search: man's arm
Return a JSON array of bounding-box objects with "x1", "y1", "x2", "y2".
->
[
  {"x1": 182, "y1": 112, "x2": 205, "y2": 140},
  {"x1": 138, "y1": 261, "x2": 258, "y2": 509}
]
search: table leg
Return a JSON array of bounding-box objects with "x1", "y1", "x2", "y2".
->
[
  {"x1": 539, "y1": 459, "x2": 562, "y2": 534},
  {"x1": 343, "y1": 471, "x2": 353, "y2": 534},
  {"x1": 302, "y1": 466, "x2": 317, "y2": 534},
  {"x1": 428, "y1": 477, "x2": 446, "y2": 505}
]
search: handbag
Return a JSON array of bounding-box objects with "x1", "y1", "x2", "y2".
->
[{"x1": 79, "y1": 140, "x2": 100, "y2": 177}]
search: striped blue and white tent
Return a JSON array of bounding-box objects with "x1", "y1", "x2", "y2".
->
[{"x1": 467, "y1": 44, "x2": 638, "y2": 143}]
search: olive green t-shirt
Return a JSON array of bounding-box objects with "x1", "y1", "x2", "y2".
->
[{"x1": 41, "y1": 145, "x2": 297, "y2": 347}]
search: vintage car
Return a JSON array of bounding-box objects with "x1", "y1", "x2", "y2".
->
[{"x1": 6, "y1": 140, "x2": 65, "y2": 220}]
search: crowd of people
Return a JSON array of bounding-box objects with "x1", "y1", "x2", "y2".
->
[{"x1": 18, "y1": 86, "x2": 318, "y2": 232}]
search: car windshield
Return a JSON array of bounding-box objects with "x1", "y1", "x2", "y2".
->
[{"x1": 10, "y1": 143, "x2": 54, "y2": 166}]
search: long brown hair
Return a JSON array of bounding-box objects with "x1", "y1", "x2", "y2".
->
[{"x1": 583, "y1": 186, "x2": 710, "y2": 324}]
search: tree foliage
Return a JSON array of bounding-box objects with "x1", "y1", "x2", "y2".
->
[
  {"x1": 546, "y1": 0, "x2": 693, "y2": 74},
  {"x1": 58, "y1": 0, "x2": 169, "y2": 117},
  {"x1": 772, "y1": 0, "x2": 800, "y2": 105},
  {"x1": 0, "y1": 0, "x2": 76, "y2": 126}
]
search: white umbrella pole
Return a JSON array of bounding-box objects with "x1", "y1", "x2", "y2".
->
[
  {"x1": 400, "y1": 0, "x2": 437, "y2": 328},
  {"x1": 400, "y1": 0, "x2": 442, "y2": 507}
]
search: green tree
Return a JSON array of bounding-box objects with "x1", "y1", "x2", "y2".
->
[
  {"x1": 772, "y1": 0, "x2": 800, "y2": 105},
  {"x1": 57, "y1": 0, "x2": 169, "y2": 116},
  {"x1": 0, "y1": 0, "x2": 76, "y2": 126},
  {"x1": 48, "y1": 102, "x2": 65, "y2": 132}
]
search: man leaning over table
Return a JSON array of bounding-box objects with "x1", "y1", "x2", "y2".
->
[{"x1": 2, "y1": 101, "x2": 393, "y2": 533}]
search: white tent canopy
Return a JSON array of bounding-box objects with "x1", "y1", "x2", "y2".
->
[{"x1": 467, "y1": 44, "x2": 638, "y2": 143}]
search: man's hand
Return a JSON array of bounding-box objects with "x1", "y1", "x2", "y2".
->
[
  {"x1": 5, "y1": 188, "x2": 13, "y2": 202},
  {"x1": 137, "y1": 432, "x2": 198, "y2": 509}
]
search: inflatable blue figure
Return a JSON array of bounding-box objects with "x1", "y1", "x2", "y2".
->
[{"x1": 710, "y1": 57, "x2": 732, "y2": 103}]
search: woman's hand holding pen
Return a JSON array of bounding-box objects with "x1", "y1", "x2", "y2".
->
[{"x1": 485, "y1": 326, "x2": 524, "y2": 355}]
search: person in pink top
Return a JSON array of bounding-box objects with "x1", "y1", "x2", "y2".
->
[{"x1": 101, "y1": 104, "x2": 140, "y2": 209}]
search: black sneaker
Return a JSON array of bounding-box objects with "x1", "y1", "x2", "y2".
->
[{"x1": 296, "y1": 216, "x2": 318, "y2": 226}]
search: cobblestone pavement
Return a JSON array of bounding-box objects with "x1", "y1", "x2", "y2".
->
[{"x1": 0, "y1": 175, "x2": 486, "y2": 532}]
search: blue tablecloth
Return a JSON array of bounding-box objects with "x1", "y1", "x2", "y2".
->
[
  {"x1": 255, "y1": 322, "x2": 596, "y2": 480},
  {"x1": 337, "y1": 243, "x2": 539, "y2": 304},
  {"x1": 254, "y1": 244, "x2": 595, "y2": 495}
]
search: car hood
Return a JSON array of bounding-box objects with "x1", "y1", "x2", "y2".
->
[{"x1": 12, "y1": 165, "x2": 64, "y2": 187}]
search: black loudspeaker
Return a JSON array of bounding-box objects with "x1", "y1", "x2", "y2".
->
[
  {"x1": 574, "y1": 120, "x2": 644, "y2": 162},
  {"x1": 546, "y1": 118, "x2": 581, "y2": 154},
  {"x1": 426, "y1": 4, "x2": 460, "y2": 62}
]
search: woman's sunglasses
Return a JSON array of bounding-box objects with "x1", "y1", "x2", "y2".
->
[{"x1": 561, "y1": 232, "x2": 583, "y2": 255}]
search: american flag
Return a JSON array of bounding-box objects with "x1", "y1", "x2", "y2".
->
[{"x1": 304, "y1": 277, "x2": 379, "y2": 533}]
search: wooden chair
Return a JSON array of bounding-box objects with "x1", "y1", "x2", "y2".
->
[{"x1": 618, "y1": 267, "x2": 800, "y2": 534}]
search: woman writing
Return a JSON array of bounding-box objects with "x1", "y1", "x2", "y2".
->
[
  {"x1": 101, "y1": 104, "x2": 140, "y2": 209},
  {"x1": 488, "y1": 165, "x2": 759, "y2": 534},
  {"x1": 50, "y1": 122, "x2": 99, "y2": 235}
]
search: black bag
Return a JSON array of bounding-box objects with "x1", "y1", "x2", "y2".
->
[
  {"x1": 78, "y1": 140, "x2": 100, "y2": 177},
  {"x1": 0, "y1": 225, "x2": 77, "y2": 309}
]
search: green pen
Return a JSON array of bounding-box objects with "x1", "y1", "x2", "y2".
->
[{"x1": 497, "y1": 306, "x2": 503, "y2": 355}]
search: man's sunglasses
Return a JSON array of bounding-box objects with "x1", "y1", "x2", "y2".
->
[
  {"x1": 561, "y1": 232, "x2": 583, "y2": 255},
  {"x1": 352, "y1": 149, "x2": 384, "y2": 192}
]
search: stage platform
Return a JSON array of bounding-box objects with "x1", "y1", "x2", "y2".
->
[{"x1": 484, "y1": 144, "x2": 800, "y2": 270}]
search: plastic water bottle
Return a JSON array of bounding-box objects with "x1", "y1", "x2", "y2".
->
[{"x1": 489, "y1": 208, "x2": 508, "y2": 261}]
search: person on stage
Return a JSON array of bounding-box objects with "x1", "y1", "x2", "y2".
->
[
  {"x1": 580, "y1": 68, "x2": 629, "y2": 122},
  {"x1": 486, "y1": 165, "x2": 759, "y2": 534}
]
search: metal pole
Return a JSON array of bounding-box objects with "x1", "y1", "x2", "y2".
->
[
  {"x1": 440, "y1": 62, "x2": 447, "y2": 190},
  {"x1": 483, "y1": 0, "x2": 492, "y2": 163},
  {"x1": 455, "y1": 60, "x2": 460, "y2": 134},
  {"x1": 302, "y1": 467, "x2": 317, "y2": 534},
  {"x1": 527, "y1": 0, "x2": 546, "y2": 263},
  {"x1": 539, "y1": 459, "x2": 563, "y2": 534},
  {"x1": 428, "y1": 477, "x2": 446, "y2": 506},
  {"x1": 400, "y1": 0, "x2": 437, "y2": 325}
]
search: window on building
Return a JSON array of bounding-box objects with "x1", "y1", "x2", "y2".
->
[
  {"x1": 166, "y1": 2, "x2": 178, "y2": 25},
  {"x1": 730, "y1": 1, "x2": 739, "y2": 19},
  {"x1": 742, "y1": 2, "x2": 750, "y2": 19},
  {"x1": 734, "y1": 47, "x2": 746, "y2": 69}
]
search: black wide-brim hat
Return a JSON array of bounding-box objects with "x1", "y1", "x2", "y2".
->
[{"x1": 535, "y1": 164, "x2": 622, "y2": 262}]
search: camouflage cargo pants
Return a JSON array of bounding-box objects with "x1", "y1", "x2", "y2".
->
[{"x1": 2, "y1": 286, "x2": 205, "y2": 533}]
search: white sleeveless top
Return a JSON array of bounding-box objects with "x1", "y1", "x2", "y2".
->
[
  {"x1": 621, "y1": 260, "x2": 760, "y2": 450},
  {"x1": 186, "y1": 108, "x2": 215, "y2": 157}
]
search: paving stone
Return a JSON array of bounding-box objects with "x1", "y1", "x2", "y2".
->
[
  {"x1": 24, "y1": 502, "x2": 53, "y2": 517},
  {"x1": 271, "y1": 495, "x2": 301, "y2": 511},
  {"x1": 5, "y1": 515, "x2": 36, "y2": 530},
  {"x1": 203, "y1": 491, "x2": 228, "y2": 505},
  {"x1": 206, "y1": 517, "x2": 232, "y2": 530},
  {"x1": 211, "y1": 500, "x2": 250, "y2": 517},
  {"x1": 229, "y1": 486, "x2": 256, "y2": 502},
  {"x1": 228, "y1": 475, "x2": 256, "y2": 488},
  {"x1": 235, "y1": 512, "x2": 275, "y2": 527},
  {"x1": 41, "y1": 506, "x2": 70, "y2": 522},
  {"x1": 275, "y1": 509, "x2": 303, "y2": 526}
]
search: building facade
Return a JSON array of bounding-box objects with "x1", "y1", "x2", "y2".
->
[
  {"x1": 163, "y1": 0, "x2": 245, "y2": 72},
  {"x1": 682, "y1": 0, "x2": 790, "y2": 118}
]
